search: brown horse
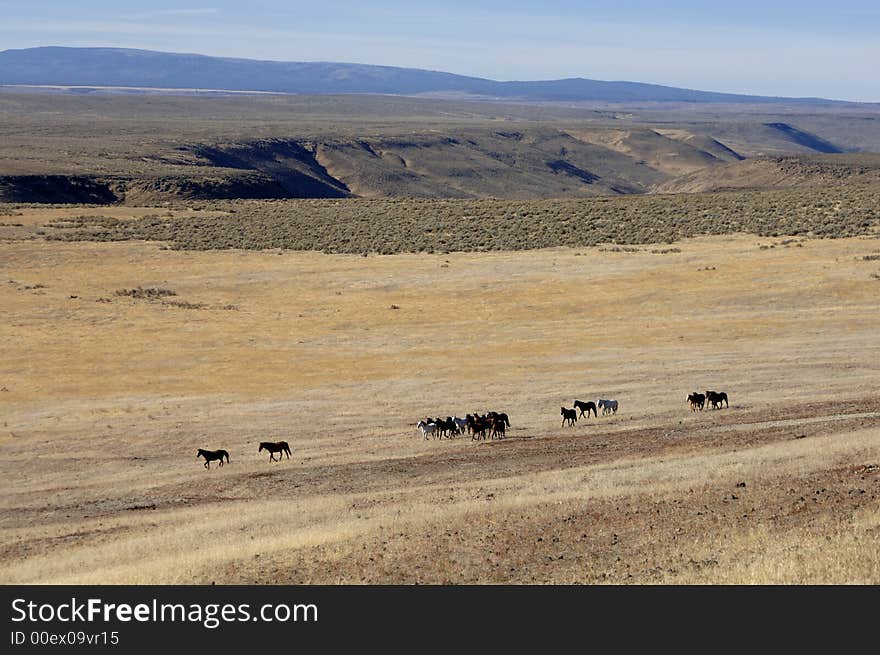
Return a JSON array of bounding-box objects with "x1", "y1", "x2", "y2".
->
[
  {"x1": 197, "y1": 448, "x2": 229, "y2": 469},
  {"x1": 486, "y1": 411, "x2": 510, "y2": 428},
  {"x1": 259, "y1": 441, "x2": 291, "y2": 462},
  {"x1": 466, "y1": 413, "x2": 491, "y2": 440},
  {"x1": 490, "y1": 415, "x2": 507, "y2": 439}
]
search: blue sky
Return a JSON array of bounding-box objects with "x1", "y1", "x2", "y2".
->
[{"x1": 2, "y1": 1, "x2": 878, "y2": 101}]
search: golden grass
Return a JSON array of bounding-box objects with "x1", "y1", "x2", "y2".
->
[{"x1": 1, "y1": 229, "x2": 879, "y2": 584}]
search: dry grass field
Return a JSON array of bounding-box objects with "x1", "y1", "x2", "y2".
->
[{"x1": 1, "y1": 206, "x2": 879, "y2": 584}]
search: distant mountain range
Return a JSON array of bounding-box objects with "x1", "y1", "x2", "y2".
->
[{"x1": 0, "y1": 46, "x2": 857, "y2": 105}]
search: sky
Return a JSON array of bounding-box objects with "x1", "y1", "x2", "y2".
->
[{"x1": 1, "y1": 0, "x2": 878, "y2": 102}]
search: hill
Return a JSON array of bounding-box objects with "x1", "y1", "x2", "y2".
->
[
  {"x1": 1, "y1": 91, "x2": 879, "y2": 203},
  {"x1": 652, "y1": 154, "x2": 880, "y2": 193},
  {"x1": 0, "y1": 46, "x2": 865, "y2": 105}
]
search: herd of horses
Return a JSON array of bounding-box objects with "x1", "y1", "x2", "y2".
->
[
  {"x1": 417, "y1": 412, "x2": 510, "y2": 440},
  {"x1": 561, "y1": 399, "x2": 619, "y2": 426},
  {"x1": 420, "y1": 390, "x2": 731, "y2": 439},
  {"x1": 687, "y1": 390, "x2": 729, "y2": 411},
  {"x1": 197, "y1": 390, "x2": 733, "y2": 468},
  {"x1": 196, "y1": 441, "x2": 290, "y2": 469}
]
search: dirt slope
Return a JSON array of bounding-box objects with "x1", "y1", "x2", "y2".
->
[{"x1": 653, "y1": 154, "x2": 880, "y2": 193}]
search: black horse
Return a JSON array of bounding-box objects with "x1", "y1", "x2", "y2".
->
[
  {"x1": 197, "y1": 448, "x2": 230, "y2": 469},
  {"x1": 561, "y1": 407, "x2": 578, "y2": 427},
  {"x1": 259, "y1": 440, "x2": 291, "y2": 462},
  {"x1": 574, "y1": 399, "x2": 597, "y2": 418},
  {"x1": 486, "y1": 411, "x2": 510, "y2": 427},
  {"x1": 705, "y1": 390, "x2": 729, "y2": 409},
  {"x1": 433, "y1": 417, "x2": 458, "y2": 438},
  {"x1": 687, "y1": 392, "x2": 706, "y2": 411}
]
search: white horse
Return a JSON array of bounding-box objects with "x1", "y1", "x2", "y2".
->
[
  {"x1": 417, "y1": 419, "x2": 438, "y2": 439},
  {"x1": 597, "y1": 399, "x2": 619, "y2": 415}
]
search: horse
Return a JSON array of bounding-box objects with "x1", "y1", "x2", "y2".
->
[
  {"x1": 687, "y1": 392, "x2": 706, "y2": 412},
  {"x1": 561, "y1": 407, "x2": 578, "y2": 427},
  {"x1": 197, "y1": 448, "x2": 229, "y2": 469},
  {"x1": 705, "y1": 390, "x2": 729, "y2": 409},
  {"x1": 574, "y1": 399, "x2": 597, "y2": 418},
  {"x1": 490, "y1": 415, "x2": 507, "y2": 439},
  {"x1": 259, "y1": 440, "x2": 291, "y2": 462},
  {"x1": 487, "y1": 411, "x2": 510, "y2": 427},
  {"x1": 597, "y1": 399, "x2": 619, "y2": 415},
  {"x1": 417, "y1": 419, "x2": 438, "y2": 440},
  {"x1": 466, "y1": 414, "x2": 491, "y2": 440},
  {"x1": 434, "y1": 416, "x2": 458, "y2": 438},
  {"x1": 451, "y1": 416, "x2": 468, "y2": 435}
]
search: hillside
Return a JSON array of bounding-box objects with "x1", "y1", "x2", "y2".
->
[
  {"x1": 1, "y1": 92, "x2": 879, "y2": 203},
  {"x1": 0, "y1": 46, "x2": 862, "y2": 105},
  {"x1": 652, "y1": 154, "x2": 880, "y2": 193}
]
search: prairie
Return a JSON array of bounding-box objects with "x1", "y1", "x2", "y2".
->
[{"x1": 1, "y1": 210, "x2": 878, "y2": 584}]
